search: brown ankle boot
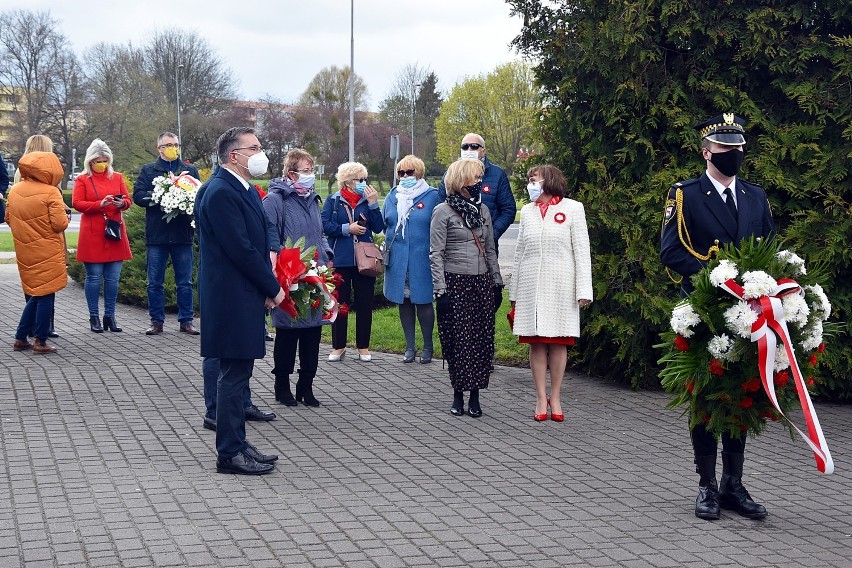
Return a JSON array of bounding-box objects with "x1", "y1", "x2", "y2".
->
[
  {"x1": 32, "y1": 339, "x2": 57, "y2": 354},
  {"x1": 13, "y1": 339, "x2": 33, "y2": 351}
]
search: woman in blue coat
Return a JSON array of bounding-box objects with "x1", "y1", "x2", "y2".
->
[
  {"x1": 382, "y1": 155, "x2": 439, "y2": 363},
  {"x1": 322, "y1": 161, "x2": 384, "y2": 362}
]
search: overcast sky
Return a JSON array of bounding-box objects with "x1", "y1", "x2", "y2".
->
[{"x1": 5, "y1": 0, "x2": 525, "y2": 110}]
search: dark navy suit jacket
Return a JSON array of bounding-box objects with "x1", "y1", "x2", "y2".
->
[
  {"x1": 660, "y1": 172, "x2": 774, "y2": 292},
  {"x1": 196, "y1": 167, "x2": 281, "y2": 359}
]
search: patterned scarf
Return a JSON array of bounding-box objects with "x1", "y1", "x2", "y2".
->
[{"x1": 446, "y1": 194, "x2": 483, "y2": 229}]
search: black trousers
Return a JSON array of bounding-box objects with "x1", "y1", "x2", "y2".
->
[
  {"x1": 691, "y1": 423, "x2": 746, "y2": 457},
  {"x1": 273, "y1": 326, "x2": 322, "y2": 380},
  {"x1": 331, "y1": 266, "x2": 375, "y2": 350}
]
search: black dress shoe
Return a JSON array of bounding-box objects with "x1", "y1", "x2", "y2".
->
[
  {"x1": 265, "y1": 332, "x2": 274, "y2": 342},
  {"x1": 216, "y1": 451, "x2": 274, "y2": 475},
  {"x1": 244, "y1": 443, "x2": 278, "y2": 464},
  {"x1": 402, "y1": 349, "x2": 416, "y2": 363},
  {"x1": 244, "y1": 405, "x2": 276, "y2": 421},
  {"x1": 450, "y1": 407, "x2": 465, "y2": 416},
  {"x1": 103, "y1": 316, "x2": 122, "y2": 332},
  {"x1": 467, "y1": 407, "x2": 483, "y2": 418},
  {"x1": 47, "y1": 330, "x2": 60, "y2": 338},
  {"x1": 202, "y1": 417, "x2": 216, "y2": 431},
  {"x1": 90, "y1": 316, "x2": 104, "y2": 333},
  {"x1": 420, "y1": 349, "x2": 433, "y2": 364}
]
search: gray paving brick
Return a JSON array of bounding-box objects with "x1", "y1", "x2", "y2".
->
[{"x1": 1, "y1": 271, "x2": 851, "y2": 567}]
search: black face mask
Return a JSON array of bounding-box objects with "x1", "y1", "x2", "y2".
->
[
  {"x1": 463, "y1": 180, "x2": 483, "y2": 202},
  {"x1": 709, "y1": 148, "x2": 744, "y2": 177}
]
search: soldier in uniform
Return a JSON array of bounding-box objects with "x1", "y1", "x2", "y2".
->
[{"x1": 660, "y1": 113, "x2": 775, "y2": 521}]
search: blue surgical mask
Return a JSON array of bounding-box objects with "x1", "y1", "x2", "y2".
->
[
  {"x1": 399, "y1": 176, "x2": 417, "y2": 189},
  {"x1": 354, "y1": 181, "x2": 367, "y2": 194}
]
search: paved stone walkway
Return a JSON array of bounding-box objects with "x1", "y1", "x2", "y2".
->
[{"x1": 0, "y1": 267, "x2": 850, "y2": 567}]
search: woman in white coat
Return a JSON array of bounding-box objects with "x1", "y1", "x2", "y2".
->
[{"x1": 508, "y1": 165, "x2": 592, "y2": 422}]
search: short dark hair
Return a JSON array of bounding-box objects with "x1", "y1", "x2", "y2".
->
[
  {"x1": 216, "y1": 127, "x2": 256, "y2": 164},
  {"x1": 527, "y1": 164, "x2": 566, "y2": 198}
]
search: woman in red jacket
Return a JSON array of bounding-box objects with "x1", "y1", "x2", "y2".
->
[{"x1": 72, "y1": 139, "x2": 132, "y2": 333}]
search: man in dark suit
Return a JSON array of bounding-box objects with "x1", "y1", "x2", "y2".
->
[
  {"x1": 195, "y1": 127, "x2": 286, "y2": 475},
  {"x1": 661, "y1": 113, "x2": 775, "y2": 520}
]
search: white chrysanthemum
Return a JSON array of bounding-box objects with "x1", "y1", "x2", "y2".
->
[
  {"x1": 710, "y1": 260, "x2": 739, "y2": 287},
  {"x1": 800, "y1": 320, "x2": 824, "y2": 352},
  {"x1": 670, "y1": 302, "x2": 701, "y2": 338},
  {"x1": 724, "y1": 301, "x2": 759, "y2": 338},
  {"x1": 742, "y1": 270, "x2": 778, "y2": 299},
  {"x1": 776, "y1": 250, "x2": 807, "y2": 275},
  {"x1": 781, "y1": 292, "x2": 810, "y2": 328},
  {"x1": 774, "y1": 345, "x2": 790, "y2": 372},
  {"x1": 805, "y1": 284, "x2": 831, "y2": 320},
  {"x1": 708, "y1": 334, "x2": 734, "y2": 360}
]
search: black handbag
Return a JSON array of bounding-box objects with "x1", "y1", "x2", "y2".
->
[
  {"x1": 104, "y1": 217, "x2": 122, "y2": 240},
  {"x1": 88, "y1": 176, "x2": 123, "y2": 241}
]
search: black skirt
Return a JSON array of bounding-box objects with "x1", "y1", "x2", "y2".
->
[{"x1": 437, "y1": 272, "x2": 494, "y2": 391}]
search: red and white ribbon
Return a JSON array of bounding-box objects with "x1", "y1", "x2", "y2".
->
[{"x1": 720, "y1": 278, "x2": 834, "y2": 474}]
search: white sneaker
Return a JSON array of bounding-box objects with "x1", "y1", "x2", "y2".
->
[{"x1": 328, "y1": 349, "x2": 346, "y2": 362}]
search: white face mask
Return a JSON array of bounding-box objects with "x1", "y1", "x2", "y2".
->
[
  {"x1": 239, "y1": 151, "x2": 269, "y2": 177},
  {"x1": 297, "y1": 173, "x2": 316, "y2": 189},
  {"x1": 527, "y1": 181, "x2": 542, "y2": 201},
  {"x1": 460, "y1": 150, "x2": 480, "y2": 160}
]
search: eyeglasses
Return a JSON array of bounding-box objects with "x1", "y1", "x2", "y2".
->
[
  {"x1": 290, "y1": 168, "x2": 315, "y2": 175},
  {"x1": 232, "y1": 146, "x2": 263, "y2": 153},
  {"x1": 158, "y1": 143, "x2": 180, "y2": 149},
  {"x1": 461, "y1": 143, "x2": 482, "y2": 151},
  {"x1": 397, "y1": 169, "x2": 416, "y2": 177},
  {"x1": 351, "y1": 178, "x2": 369, "y2": 183}
]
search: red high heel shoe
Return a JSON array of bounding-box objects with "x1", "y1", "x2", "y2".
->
[
  {"x1": 534, "y1": 398, "x2": 549, "y2": 421},
  {"x1": 550, "y1": 399, "x2": 564, "y2": 422}
]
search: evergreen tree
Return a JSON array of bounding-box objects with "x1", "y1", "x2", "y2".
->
[{"x1": 508, "y1": 0, "x2": 851, "y2": 394}]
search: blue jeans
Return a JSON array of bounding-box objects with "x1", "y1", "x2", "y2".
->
[
  {"x1": 202, "y1": 357, "x2": 252, "y2": 421},
  {"x1": 83, "y1": 261, "x2": 123, "y2": 317},
  {"x1": 216, "y1": 358, "x2": 253, "y2": 460},
  {"x1": 146, "y1": 244, "x2": 194, "y2": 324},
  {"x1": 16, "y1": 294, "x2": 55, "y2": 341}
]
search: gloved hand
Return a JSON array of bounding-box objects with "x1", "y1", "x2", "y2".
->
[
  {"x1": 435, "y1": 293, "x2": 450, "y2": 319},
  {"x1": 493, "y1": 285, "x2": 503, "y2": 312}
]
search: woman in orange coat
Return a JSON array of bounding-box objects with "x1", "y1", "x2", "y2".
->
[
  {"x1": 72, "y1": 139, "x2": 132, "y2": 333},
  {"x1": 5, "y1": 152, "x2": 69, "y2": 354}
]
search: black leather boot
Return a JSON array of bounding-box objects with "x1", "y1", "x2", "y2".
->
[
  {"x1": 296, "y1": 371, "x2": 320, "y2": 407},
  {"x1": 102, "y1": 316, "x2": 122, "y2": 332},
  {"x1": 275, "y1": 375, "x2": 297, "y2": 406},
  {"x1": 694, "y1": 454, "x2": 720, "y2": 520},
  {"x1": 90, "y1": 316, "x2": 104, "y2": 333},
  {"x1": 719, "y1": 451, "x2": 768, "y2": 519}
]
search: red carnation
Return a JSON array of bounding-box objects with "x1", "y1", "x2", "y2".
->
[
  {"x1": 739, "y1": 397, "x2": 753, "y2": 409},
  {"x1": 741, "y1": 378, "x2": 761, "y2": 393},
  {"x1": 332, "y1": 272, "x2": 344, "y2": 286},
  {"x1": 774, "y1": 370, "x2": 790, "y2": 387},
  {"x1": 809, "y1": 354, "x2": 818, "y2": 366},
  {"x1": 818, "y1": 343, "x2": 825, "y2": 353},
  {"x1": 674, "y1": 335, "x2": 689, "y2": 352},
  {"x1": 807, "y1": 376, "x2": 815, "y2": 387},
  {"x1": 709, "y1": 359, "x2": 725, "y2": 376},
  {"x1": 686, "y1": 380, "x2": 695, "y2": 394},
  {"x1": 338, "y1": 303, "x2": 350, "y2": 317},
  {"x1": 310, "y1": 297, "x2": 322, "y2": 309}
]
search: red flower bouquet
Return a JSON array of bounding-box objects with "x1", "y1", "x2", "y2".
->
[{"x1": 275, "y1": 237, "x2": 338, "y2": 322}]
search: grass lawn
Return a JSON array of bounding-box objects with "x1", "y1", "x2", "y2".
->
[
  {"x1": 320, "y1": 289, "x2": 529, "y2": 365},
  {"x1": 0, "y1": 232, "x2": 78, "y2": 252}
]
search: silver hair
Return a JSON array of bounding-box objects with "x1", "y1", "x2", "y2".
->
[{"x1": 82, "y1": 138, "x2": 115, "y2": 178}]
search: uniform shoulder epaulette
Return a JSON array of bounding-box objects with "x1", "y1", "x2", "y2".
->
[
  {"x1": 739, "y1": 179, "x2": 764, "y2": 192},
  {"x1": 671, "y1": 178, "x2": 700, "y2": 190}
]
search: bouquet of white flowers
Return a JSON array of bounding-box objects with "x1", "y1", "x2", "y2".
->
[
  {"x1": 149, "y1": 171, "x2": 201, "y2": 223},
  {"x1": 658, "y1": 237, "x2": 835, "y2": 473}
]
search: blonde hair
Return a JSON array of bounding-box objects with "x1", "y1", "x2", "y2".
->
[
  {"x1": 24, "y1": 134, "x2": 54, "y2": 153},
  {"x1": 395, "y1": 154, "x2": 425, "y2": 179},
  {"x1": 13, "y1": 135, "x2": 56, "y2": 184},
  {"x1": 443, "y1": 159, "x2": 484, "y2": 195},
  {"x1": 82, "y1": 138, "x2": 115, "y2": 178},
  {"x1": 336, "y1": 161, "x2": 367, "y2": 190}
]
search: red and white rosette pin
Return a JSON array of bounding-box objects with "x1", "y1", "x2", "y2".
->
[
  {"x1": 719, "y1": 278, "x2": 834, "y2": 474},
  {"x1": 554, "y1": 212, "x2": 566, "y2": 224}
]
